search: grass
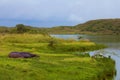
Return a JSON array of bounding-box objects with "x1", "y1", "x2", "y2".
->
[
  {"x1": 0, "y1": 34, "x2": 115, "y2": 80},
  {"x1": 0, "y1": 55, "x2": 115, "y2": 80}
]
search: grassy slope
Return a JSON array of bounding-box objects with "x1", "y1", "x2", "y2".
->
[
  {"x1": 75, "y1": 19, "x2": 120, "y2": 35},
  {"x1": 0, "y1": 34, "x2": 115, "y2": 80},
  {"x1": 47, "y1": 19, "x2": 120, "y2": 35}
]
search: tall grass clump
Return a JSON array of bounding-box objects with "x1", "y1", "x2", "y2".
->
[
  {"x1": 0, "y1": 34, "x2": 107, "y2": 53},
  {"x1": 1, "y1": 34, "x2": 52, "y2": 43},
  {"x1": 47, "y1": 41, "x2": 107, "y2": 52}
]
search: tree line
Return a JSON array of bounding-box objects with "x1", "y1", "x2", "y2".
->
[{"x1": 0, "y1": 24, "x2": 48, "y2": 34}]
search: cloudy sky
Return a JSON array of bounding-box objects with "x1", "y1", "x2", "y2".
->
[{"x1": 0, "y1": 0, "x2": 120, "y2": 27}]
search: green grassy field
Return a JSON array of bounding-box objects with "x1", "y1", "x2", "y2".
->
[{"x1": 0, "y1": 34, "x2": 115, "y2": 80}]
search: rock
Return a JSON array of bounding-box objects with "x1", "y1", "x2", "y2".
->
[
  {"x1": 91, "y1": 53, "x2": 105, "y2": 58},
  {"x1": 8, "y1": 52, "x2": 39, "y2": 58}
]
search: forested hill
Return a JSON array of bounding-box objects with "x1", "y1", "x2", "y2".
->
[{"x1": 74, "y1": 19, "x2": 120, "y2": 35}]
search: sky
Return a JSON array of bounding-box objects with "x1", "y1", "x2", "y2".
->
[{"x1": 0, "y1": 0, "x2": 120, "y2": 27}]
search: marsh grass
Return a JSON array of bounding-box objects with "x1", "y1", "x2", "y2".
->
[
  {"x1": 0, "y1": 34, "x2": 115, "y2": 80},
  {"x1": 0, "y1": 54, "x2": 115, "y2": 80}
]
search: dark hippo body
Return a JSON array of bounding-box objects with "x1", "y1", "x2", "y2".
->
[{"x1": 9, "y1": 52, "x2": 38, "y2": 58}]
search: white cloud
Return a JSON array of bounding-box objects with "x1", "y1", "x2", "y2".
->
[
  {"x1": 0, "y1": 0, "x2": 75, "y2": 20},
  {"x1": 0, "y1": 0, "x2": 120, "y2": 26}
]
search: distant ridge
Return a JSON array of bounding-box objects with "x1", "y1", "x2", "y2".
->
[
  {"x1": 0, "y1": 19, "x2": 120, "y2": 35},
  {"x1": 47, "y1": 19, "x2": 120, "y2": 35},
  {"x1": 74, "y1": 19, "x2": 120, "y2": 35}
]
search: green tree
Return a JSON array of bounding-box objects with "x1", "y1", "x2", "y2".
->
[{"x1": 16, "y1": 24, "x2": 28, "y2": 33}]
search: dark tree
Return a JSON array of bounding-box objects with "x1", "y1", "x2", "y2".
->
[{"x1": 16, "y1": 24, "x2": 28, "y2": 33}]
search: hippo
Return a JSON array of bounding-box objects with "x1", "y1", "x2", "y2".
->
[{"x1": 8, "y1": 52, "x2": 39, "y2": 58}]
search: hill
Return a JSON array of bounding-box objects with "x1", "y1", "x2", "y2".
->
[
  {"x1": 0, "y1": 19, "x2": 120, "y2": 35},
  {"x1": 74, "y1": 19, "x2": 120, "y2": 35},
  {"x1": 48, "y1": 19, "x2": 120, "y2": 35}
]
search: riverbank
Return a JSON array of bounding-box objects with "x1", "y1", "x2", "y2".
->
[{"x1": 0, "y1": 34, "x2": 116, "y2": 80}]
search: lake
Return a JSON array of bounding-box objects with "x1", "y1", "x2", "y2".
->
[{"x1": 51, "y1": 34, "x2": 120, "y2": 80}]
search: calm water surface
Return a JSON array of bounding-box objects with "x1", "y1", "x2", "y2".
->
[{"x1": 51, "y1": 34, "x2": 120, "y2": 80}]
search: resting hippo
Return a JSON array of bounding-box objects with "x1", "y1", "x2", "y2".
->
[{"x1": 8, "y1": 52, "x2": 39, "y2": 58}]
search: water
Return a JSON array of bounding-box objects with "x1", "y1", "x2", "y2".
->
[{"x1": 51, "y1": 34, "x2": 120, "y2": 80}]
